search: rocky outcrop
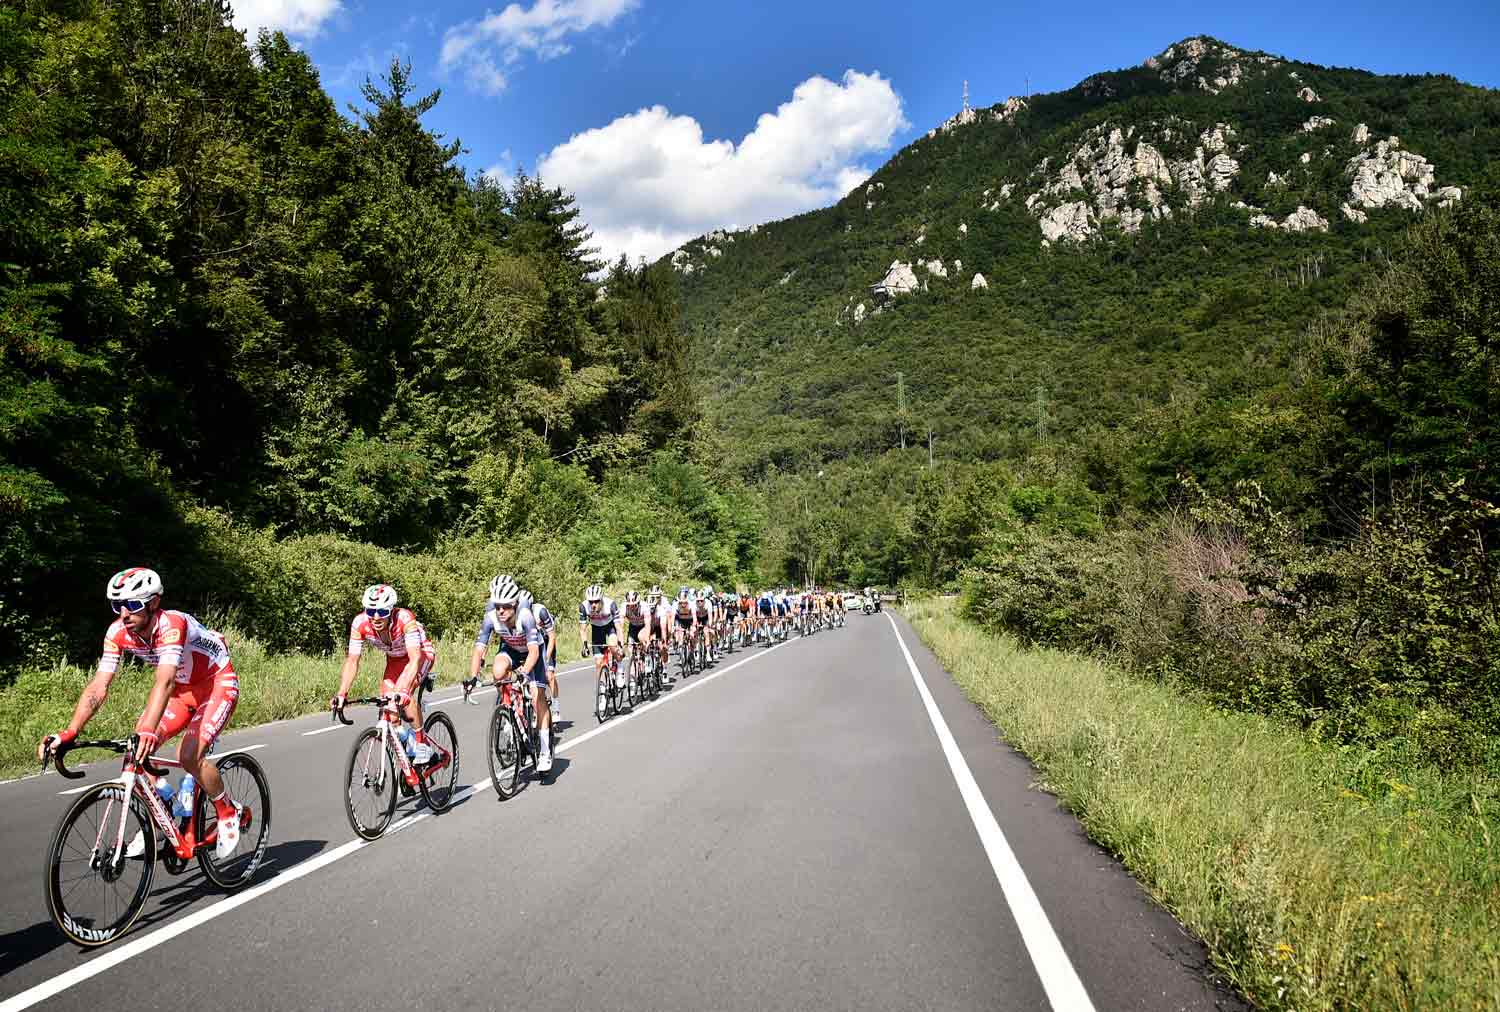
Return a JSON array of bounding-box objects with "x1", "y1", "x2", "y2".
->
[
  {"x1": 972, "y1": 273, "x2": 988, "y2": 290},
  {"x1": 1297, "y1": 87, "x2": 1321, "y2": 102},
  {"x1": 994, "y1": 97, "x2": 1027, "y2": 123},
  {"x1": 1352, "y1": 123, "x2": 1370, "y2": 145},
  {"x1": 671, "y1": 249, "x2": 695, "y2": 274},
  {"x1": 1040, "y1": 201, "x2": 1093, "y2": 244},
  {"x1": 1301, "y1": 115, "x2": 1336, "y2": 132},
  {"x1": 1346, "y1": 136, "x2": 1436, "y2": 211},
  {"x1": 921, "y1": 259, "x2": 948, "y2": 278},
  {"x1": 1251, "y1": 205, "x2": 1329, "y2": 232},
  {"x1": 1143, "y1": 37, "x2": 1280, "y2": 95},
  {"x1": 872, "y1": 261, "x2": 920, "y2": 300},
  {"x1": 853, "y1": 303, "x2": 866, "y2": 323},
  {"x1": 1436, "y1": 185, "x2": 1463, "y2": 207},
  {"x1": 1341, "y1": 202, "x2": 1368, "y2": 223}
]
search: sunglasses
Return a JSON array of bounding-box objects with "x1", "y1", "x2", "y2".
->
[
  {"x1": 110, "y1": 599, "x2": 150, "y2": 615},
  {"x1": 364, "y1": 607, "x2": 392, "y2": 618}
]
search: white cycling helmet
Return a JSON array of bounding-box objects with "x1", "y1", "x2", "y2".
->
[
  {"x1": 678, "y1": 587, "x2": 690, "y2": 601},
  {"x1": 362, "y1": 584, "x2": 399, "y2": 611},
  {"x1": 106, "y1": 567, "x2": 163, "y2": 603},
  {"x1": 517, "y1": 589, "x2": 534, "y2": 612},
  {"x1": 648, "y1": 585, "x2": 662, "y2": 601},
  {"x1": 490, "y1": 574, "x2": 520, "y2": 606},
  {"x1": 625, "y1": 590, "x2": 639, "y2": 604},
  {"x1": 585, "y1": 584, "x2": 604, "y2": 602}
]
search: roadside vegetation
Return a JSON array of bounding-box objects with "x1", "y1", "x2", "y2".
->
[{"x1": 905, "y1": 597, "x2": 1499, "y2": 1012}]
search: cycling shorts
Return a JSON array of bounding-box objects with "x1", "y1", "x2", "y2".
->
[
  {"x1": 499, "y1": 644, "x2": 546, "y2": 686},
  {"x1": 628, "y1": 621, "x2": 648, "y2": 640},
  {"x1": 380, "y1": 651, "x2": 435, "y2": 695},
  {"x1": 154, "y1": 666, "x2": 239, "y2": 754},
  {"x1": 588, "y1": 623, "x2": 614, "y2": 648},
  {"x1": 650, "y1": 617, "x2": 667, "y2": 639},
  {"x1": 758, "y1": 601, "x2": 773, "y2": 616}
]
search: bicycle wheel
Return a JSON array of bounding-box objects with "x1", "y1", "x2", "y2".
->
[
  {"x1": 344, "y1": 728, "x2": 397, "y2": 840},
  {"x1": 44, "y1": 781, "x2": 155, "y2": 947},
  {"x1": 418, "y1": 711, "x2": 460, "y2": 813},
  {"x1": 197, "y1": 753, "x2": 272, "y2": 890},
  {"x1": 488, "y1": 706, "x2": 522, "y2": 800}
]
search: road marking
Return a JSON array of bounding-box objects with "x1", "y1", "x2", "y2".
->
[
  {"x1": 884, "y1": 613, "x2": 1096, "y2": 1012},
  {"x1": 2, "y1": 637, "x2": 789, "y2": 1012},
  {"x1": 217, "y1": 744, "x2": 265, "y2": 757},
  {"x1": 57, "y1": 783, "x2": 96, "y2": 796},
  {"x1": 301, "y1": 724, "x2": 344, "y2": 737}
]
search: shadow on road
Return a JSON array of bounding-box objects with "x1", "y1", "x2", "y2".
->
[{"x1": 0, "y1": 838, "x2": 329, "y2": 979}]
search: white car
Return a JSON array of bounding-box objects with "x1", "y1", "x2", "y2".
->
[{"x1": 843, "y1": 593, "x2": 864, "y2": 611}]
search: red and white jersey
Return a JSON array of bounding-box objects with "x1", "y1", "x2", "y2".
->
[
  {"x1": 99, "y1": 610, "x2": 231, "y2": 685},
  {"x1": 347, "y1": 608, "x2": 433, "y2": 660}
]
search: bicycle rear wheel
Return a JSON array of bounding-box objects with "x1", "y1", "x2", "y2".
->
[
  {"x1": 344, "y1": 728, "x2": 397, "y2": 840},
  {"x1": 44, "y1": 781, "x2": 155, "y2": 947},
  {"x1": 418, "y1": 711, "x2": 460, "y2": 813},
  {"x1": 197, "y1": 753, "x2": 272, "y2": 890},
  {"x1": 488, "y1": 706, "x2": 522, "y2": 800}
]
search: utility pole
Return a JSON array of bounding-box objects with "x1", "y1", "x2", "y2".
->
[
  {"x1": 895, "y1": 370, "x2": 907, "y2": 450},
  {"x1": 927, "y1": 427, "x2": 934, "y2": 468},
  {"x1": 962, "y1": 80, "x2": 970, "y2": 113}
]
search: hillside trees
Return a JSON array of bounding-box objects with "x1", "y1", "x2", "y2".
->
[{"x1": 0, "y1": 0, "x2": 713, "y2": 669}]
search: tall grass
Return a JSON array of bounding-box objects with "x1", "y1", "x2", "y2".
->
[
  {"x1": 904, "y1": 597, "x2": 1500, "y2": 1012},
  {"x1": 0, "y1": 623, "x2": 477, "y2": 778}
]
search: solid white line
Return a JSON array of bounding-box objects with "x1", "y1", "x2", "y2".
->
[
  {"x1": 57, "y1": 783, "x2": 96, "y2": 796},
  {"x1": 217, "y1": 744, "x2": 265, "y2": 757},
  {"x1": 883, "y1": 613, "x2": 1096, "y2": 1012},
  {"x1": 301, "y1": 724, "x2": 345, "y2": 737},
  {"x1": 3, "y1": 636, "x2": 789, "y2": 1012}
]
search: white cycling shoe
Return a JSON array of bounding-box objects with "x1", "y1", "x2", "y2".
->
[
  {"x1": 125, "y1": 829, "x2": 148, "y2": 859},
  {"x1": 538, "y1": 751, "x2": 553, "y2": 774},
  {"x1": 409, "y1": 740, "x2": 434, "y2": 764},
  {"x1": 214, "y1": 805, "x2": 242, "y2": 859}
]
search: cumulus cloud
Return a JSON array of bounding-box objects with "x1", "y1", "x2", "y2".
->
[
  {"x1": 537, "y1": 70, "x2": 908, "y2": 264},
  {"x1": 441, "y1": 0, "x2": 637, "y2": 95},
  {"x1": 231, "y1": 0, "x2": 342, "y2": 38}
]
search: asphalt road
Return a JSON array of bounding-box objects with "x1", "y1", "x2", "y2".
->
[{"x1": 0, "y1": 613, "x2": 1244, "y2": 1011}]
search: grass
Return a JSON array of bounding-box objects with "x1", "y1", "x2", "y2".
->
[
  {"x1": 903, "y1": 597, "x2": 1500, "y2": 1012},
  {"x1": 0, "y1": 622, "x2": 479, "y2": 780}
]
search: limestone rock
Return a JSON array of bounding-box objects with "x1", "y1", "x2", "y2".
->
[
  {"x1": 921, "y1": 259, "x2": 948, "y2": 278},
  {"x1": 1300, "y1": 152, "x2": 1312, "y2": 164},
  {"x1": 1301, "y1": 115, "x2": 1336, "y2": 132},
  {"x1": 1252, "y1": 205, "x2": 1329, "y2": 232},
  {"x1": 1436, "y1": 185, "x2": 1463, "y2": 207},
  {"x1": 993, "y1": 97, "x2": 1027, "y2": 123},
  {"x1": 854, "y1": 303, "x2": 866, "y2": 323},
  {"x1": 1297, "y1": 87, "x2": 1321, "y2": 102},
  {"x1": 1340, "y1": 202, "x2": 1368, "y2": 223},
  {"x1": 1352, "y1": 123, "x2": 1370, "y2": 145},
  {"x1": 1267, "y1": 171, "x2": 1285, "y2": 186},
  {"x1": 1346, "y1": 137, "x2": 1437, "y2": 211},
  {"x1": 874, "y1": 261, "x2": 920, "y2": 299},
  {"x1": 1039, "y1": 201, "x2": 1094, "y2": 243},
  {"x1": 958, "y1": 222, "x2": 968, "y2": 235},
  {"x1": 971, "y1": 273, "x2": 988, "y2": 290}
]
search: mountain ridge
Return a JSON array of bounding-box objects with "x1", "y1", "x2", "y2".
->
[{"x1": 661, "y1": 35, "x2": 1500, "y2": 475}]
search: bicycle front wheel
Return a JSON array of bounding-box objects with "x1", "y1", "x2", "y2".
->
[
  {"x1": 488, "y1": 706, "x2": 522, "y2": 800},
  {"x1": 44, "y1": 781, "x2": 155, "y2": 947},
  {"x1": 344, "y1": 728, "x2": 397, "y2": 840},
  {"x1": 418, "y1": 711, "x2": 460, "y2": 813},
  {"x1": 197, "y1": 753, "x2": 272, "y2": 890}
]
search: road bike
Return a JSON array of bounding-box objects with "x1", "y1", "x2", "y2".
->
[
  {"x1": 42, "y1": 735, "x2": 272, "y2": 947},
  {"x1": 336, "y1": 694, "x2": 459, "y2": 840},
  {"x1": 488, "y1": 672, "x2": 552, "y2": 798},
  {"x1": 592, "y1": 645, "x2": 628, "y2": 722}
]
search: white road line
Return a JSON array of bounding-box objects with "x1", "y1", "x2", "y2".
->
[
  {"x1": 217, "y1": 744, "x2": 265, "y2": 757},
  {"x1": 57, "y1": 783, "x2": 96, "y2": 796},
  {"x1": 301, "y1": 724, "x2": 345, "y2": 737},
  {"x1": 3, "y1": 637, "x2": 789, "y2": 1012},
  {"x1": 883, "y1": 613, "x2": 1096, "y2": 1012}
]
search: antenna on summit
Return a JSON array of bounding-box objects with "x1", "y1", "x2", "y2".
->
[{"x1": 962, "y1": 79, "x2": 970, "y2": 113}]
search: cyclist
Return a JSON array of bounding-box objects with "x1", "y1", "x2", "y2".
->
[
  {"x1": 695, "y1": 587, "x2": 714, "y2": 662},
  {"x1": 467, "y1": 575, "x2": 550, "y2": 772},
  {"x1": 621, "y1": 590, "x2": 650, "y2": 676},
  {"x1": 647, "y1": 585, "x2": 671, "y2": 673},
  {"x1": 39, "y1": 568, "x2": 243, "y2": 860},
  {"x1": 334, "y1": 584, "x2": 437, "y2": 772},
  {"x1": 579, "y1": 585, "x2": 623, "y2": 715},
  {"x1": 757, "y1": 588, "x2": 774, "y2": 641},
  {"x1": 737, "y1": 589, "x2": 754, "y2": 643},
  {"x1": 521, "y1": 589, "x2": 560, "y2": 724},
  {"x1": 670, "y1": 587, "x2": 697, "y2": 661}
]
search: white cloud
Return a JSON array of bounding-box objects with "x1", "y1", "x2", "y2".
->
[
  {"x1": 441, "y1": 0, "x2": 637, "y2": 94},
  {"x1": 232, "y1": 0, "x2": 342, "y2": 38},
  {"x1": 537, "y1": 70, "x2": 908, "y2": 264}
]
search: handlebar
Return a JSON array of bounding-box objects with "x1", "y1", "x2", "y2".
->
[
  {"x1": 46, "y1": 737, "x2": 169, "y2": 779},
  {"x1": 331, "y1": 695, "x2": 398, "y2": 726}
]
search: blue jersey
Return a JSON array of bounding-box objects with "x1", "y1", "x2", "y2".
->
[{"x1": 475, "y1": 603, "x2": 542, "y2": 654}]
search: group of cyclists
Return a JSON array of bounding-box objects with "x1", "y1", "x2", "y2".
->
[{"x1": 37, "y1": 567, "x2": 873, "y2": 851}]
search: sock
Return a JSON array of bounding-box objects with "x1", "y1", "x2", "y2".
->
[{"x1": 211, "y1": 790, "x2": 236, "y2": 820}]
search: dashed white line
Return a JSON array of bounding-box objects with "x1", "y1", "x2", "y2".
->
[{"x1": 884, "y1": 613, "x2": 1096, "y2": 1012}]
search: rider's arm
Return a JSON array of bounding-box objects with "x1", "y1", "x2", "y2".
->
[
  {"x1": 335, "y1": 651, "x2": 361, "y2": 700},
  {"x1": 520, "y1": 642, "x2": 539, "y2": 676},
  {"x1": 134, "y1": 658, "x2": 179, "y2": 745},
  {"x1": 45, "y1": 665, "x2": 117, "y2": 756},
  {"x1": 397, "y1": 618, "x2": 423, "y2": 690}
]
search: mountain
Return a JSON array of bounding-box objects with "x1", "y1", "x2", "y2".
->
[{"x1": 666, "y1": 36, "x2": 1500, "y2": 476}]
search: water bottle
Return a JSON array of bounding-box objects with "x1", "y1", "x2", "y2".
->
[
  {"x1": 395, "y1": 724, "x2": 415, "y2": 758},
  {"x1": 173, "y1": 773, "x2": 196, "y2": 818},
  {"x1": 154, "y1": 776, "x2": 174, "y2": 809}
]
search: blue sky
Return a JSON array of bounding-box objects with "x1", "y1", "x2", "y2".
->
[{"x1": 237, "y1": 0, "x2": 1500, "y2": 262}]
